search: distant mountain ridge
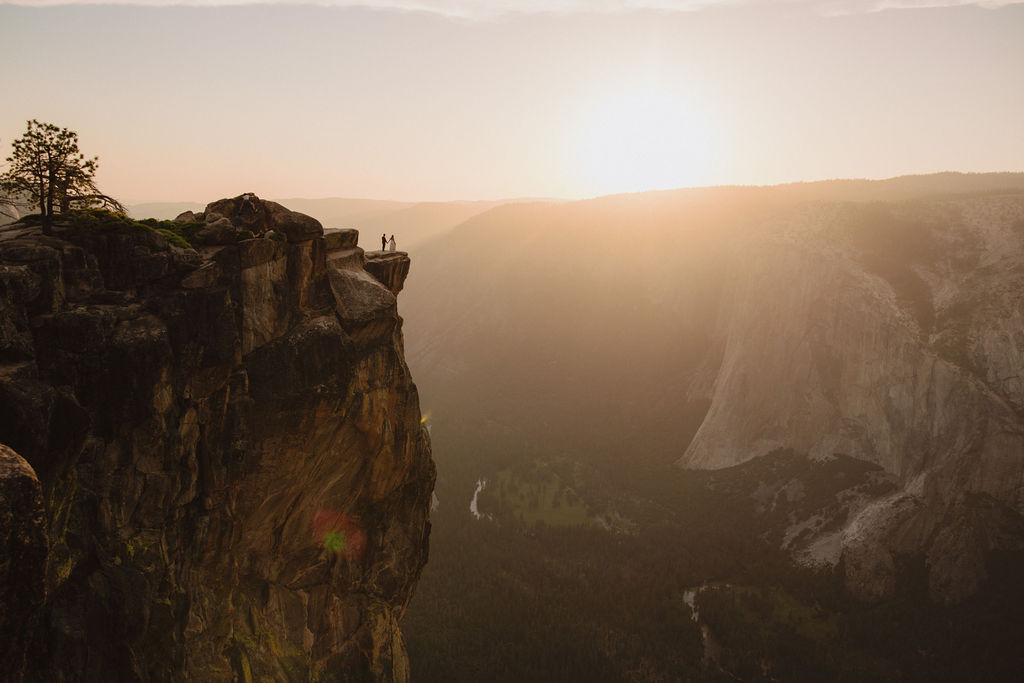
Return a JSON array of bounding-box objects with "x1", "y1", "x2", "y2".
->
[
  {"x1": 125, "y1": 173, "x2": 1024, "y2": 251},
  {"x1": 399, "y1": 171, "x2": 1024, "y2": 603}
]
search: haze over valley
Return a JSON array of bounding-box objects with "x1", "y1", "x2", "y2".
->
[
  {"x1": 2, "y1": 1, "x2": 1024, "y2": 681},
  {"x1": 396, "y1": 173, "x2": 1024, "y2": 679}
]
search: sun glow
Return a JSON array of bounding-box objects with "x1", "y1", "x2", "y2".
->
[{"x1": 574, "y1": 84, "x2": 717, "y2": 196}]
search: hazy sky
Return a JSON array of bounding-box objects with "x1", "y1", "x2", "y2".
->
[{"x1": 1, "y1": 1, "x2": 1022, "y2": 202}]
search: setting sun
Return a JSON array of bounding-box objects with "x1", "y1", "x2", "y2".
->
[
  {"x1": 574, "y1": 84, "x2": 716, "y2": 196},
  {"x1": 2, "y1": 2, "x2": 1024, "y2": 681}
]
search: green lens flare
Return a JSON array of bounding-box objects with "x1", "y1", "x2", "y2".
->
[{"x1": 323, "y1": 531, "x2": 346, "y2": 552}]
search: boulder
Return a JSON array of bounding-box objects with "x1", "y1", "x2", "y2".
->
[
  {"x1": 194, "y1": 217, "x2": 238, "y2": 246},
  {"x1": 195, "y1": 196, "x2": 323, "y2": 245},
  {"x1": 328, "y1": 268, "x2": 398, "y2": 346},
  {"x1": 324, "y1": 228, "x2": 359, "y2": 251},
  {"x1": 264, "y1": 201, "x2": 323, "y2": 243},
  {"x1": 204, "y1": 194, "x2": 268, "y2": 234},
  {"x1": 365, "y1": 251, "x2": 411, "y2": 296}
]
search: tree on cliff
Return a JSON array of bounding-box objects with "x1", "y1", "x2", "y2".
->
[{"x1": 1, "y1": 120, "x2": 123, "y2": 235}]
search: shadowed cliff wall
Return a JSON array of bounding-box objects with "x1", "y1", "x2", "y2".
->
[{"x1": 0, "y1": 197, "x2": 434, "y2": 682}]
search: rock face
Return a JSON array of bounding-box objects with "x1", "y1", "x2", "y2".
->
[
  {"x1": 0, "y1": 444, "x2": 46, "y2": 683},
  {"x1": 365, "y1": 253, "x2": 412, "y2": 297},
  {"x1": 678, "y1": 195, "x2": 1024, "y2": 602},
  {"x1": 0, "y1": 198, "x2": 434, "y2": 681},
  {"x1": 178, "y1": 193, "x2": 326, "y2": 246}
]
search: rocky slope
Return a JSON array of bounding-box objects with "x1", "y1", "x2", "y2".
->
[
  {"x1": 679, "y1": 194, "x2": 1024, "y2": 602},
  {"x1": 0, "y1": 196, "x2": 434, "y2": 681},
  {"x1": 397, "y1": 175, "x2": 1024, "y2": 606}
]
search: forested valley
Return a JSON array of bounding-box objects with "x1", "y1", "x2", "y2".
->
[{"x1": 404, "y1": 443, "x2": 1024, "y2": 682}]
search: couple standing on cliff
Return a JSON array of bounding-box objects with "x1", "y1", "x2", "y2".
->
[{"x1": 381, "y1": 234, "x2": 397, "y2": 252}]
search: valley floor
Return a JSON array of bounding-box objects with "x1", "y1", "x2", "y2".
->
[{"x1": 404, "y1": 451, "x2": 1024, "y2": 682}]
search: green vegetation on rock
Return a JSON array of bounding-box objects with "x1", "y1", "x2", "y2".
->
[
  {"x1": 22, "y1": 207, "x2": 206, "y2": 248},
  {"x1": 18, "y1": 208, "x2": 202, "y2": 248}
]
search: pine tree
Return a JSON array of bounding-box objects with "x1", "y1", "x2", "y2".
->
[{"x1": 1, "y1": 120, "x2": 122, "y2": 235}]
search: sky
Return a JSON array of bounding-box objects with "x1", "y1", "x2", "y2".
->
[{"x1": 0, "y1": 1, "x2": 1022, "y2": 203}]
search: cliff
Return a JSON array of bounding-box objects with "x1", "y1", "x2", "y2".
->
[
  {"x1": 0, "y1": 196, "x2": 435, "y2": 681},
  {"x1": 679, "y1": 194, "x2": 1024, "y2": 602}
]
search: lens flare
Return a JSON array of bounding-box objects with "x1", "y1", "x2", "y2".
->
[
  {"x1": 312, "y1": 509, "x2": 366, "y2": 558},
  {"x1": 323, "y1": 531, "x2": 346, "y2": 552}
]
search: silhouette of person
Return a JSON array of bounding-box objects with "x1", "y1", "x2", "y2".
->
[
  {"x1": 381, "y1": 233, "x2": 387, "y2": 250},
  {"x1": 388, "y1": 235, "x2": 396, "y2": 252}
]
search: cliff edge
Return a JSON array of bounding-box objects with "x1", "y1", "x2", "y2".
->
[
  {"x1": 679, "y1": 194, "x2": 1024, "y2": 602},
  {"x1": 0, "y1": 195, "x2": 435, "y2": 681}
]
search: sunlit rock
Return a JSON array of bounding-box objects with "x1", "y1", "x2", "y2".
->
[
  {"x1": 0, "y1": 200, "x2": 434, "y2": 681},
  {"x1": 679, "y1": 195, "x2": 1024, "y2": 602},
  {"x1": 365, "y1": 252, "x2": 411, "y2": 296}
]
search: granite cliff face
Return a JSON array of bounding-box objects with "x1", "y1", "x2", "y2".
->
[
  {"x1": 679, "y1": 194, "x2": 1024, "y2": 602},
  {"x1": 0, "y1": 444, "x2": 46, "y2": 678},
  {"x1": 0, "y1": 196, "x2": 434, "y2": 681}
]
